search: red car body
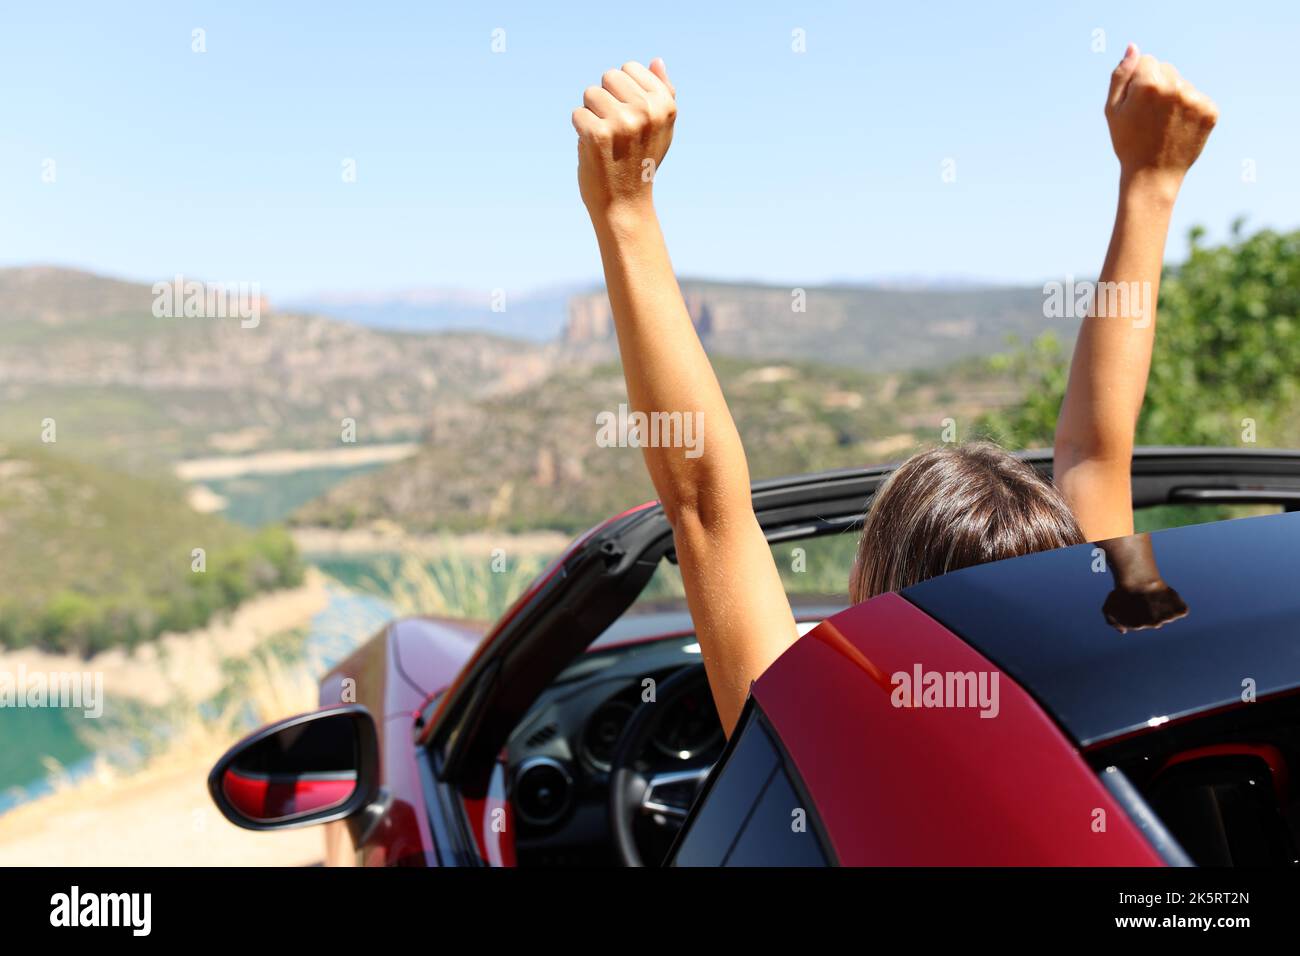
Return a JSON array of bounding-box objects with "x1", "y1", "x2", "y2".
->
[{"x1": 751, "y1": 594, "x2": 1164, "y2": 865}]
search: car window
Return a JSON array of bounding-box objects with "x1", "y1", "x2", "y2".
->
[
  {"x1": 1090, "y1": 694, "x2": 1300, "y2": 866},
  {"x1": 1135, "y1": 502, "x2": 1279, "y2": 533},
  {"x1": 725, "y1": 764, "x2": 827, "y2": 867},
  {"x1": 670, "y1": 701, "x2": 830, "y2": 867},
  {"x1": 634, "y1": 533, "x2": 856, "y2": 609},
  {"x1": 632, "y1": 504, "x2": 1281, "y2": 615}
]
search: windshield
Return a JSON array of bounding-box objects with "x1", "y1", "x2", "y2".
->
[
  {"x1": 630, "y1": 531, "x2": 859, "y2": 615},
  {"x1": 629, "y1": 501, "x2": 1278, "y2": 617}
]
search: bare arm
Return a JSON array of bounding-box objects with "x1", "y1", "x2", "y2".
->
[
  {"x1": 1055, "y1": 45, "x2": 1217, "y2": 541},
  {"x1": 573, "y1": 60, "x2": 797, "y2": 735}
]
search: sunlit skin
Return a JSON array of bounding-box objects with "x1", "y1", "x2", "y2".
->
[
  {"x1": 574, "y1": 48, "x2": 1217, "y2": 735},
  {"x1": 1055, "y1": 44, "x2": 1219, "y2": 541}
]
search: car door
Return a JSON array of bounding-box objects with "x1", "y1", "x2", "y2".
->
[{"x1": 667, "y1": 699, "x2": 832, "y2": 866}]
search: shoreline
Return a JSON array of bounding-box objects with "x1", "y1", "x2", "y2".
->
[
  {"x1": 0, "y1": 571, "x2": 340, "y2": 865},
  {"x1": 0, "y1": 569, "x2": 330, "y2": 709},
  {"x1": 292, "y1": 527, "x2": 571, "y2": 559},
  {"x1": 175, "y1": 442, "x2": 420, "y2": 481}
]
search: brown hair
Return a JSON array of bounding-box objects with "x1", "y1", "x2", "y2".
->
[{"x1": 849, "y1": 442, "x2": 1085, "y2": 603}]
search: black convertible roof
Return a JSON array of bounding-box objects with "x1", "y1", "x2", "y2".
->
[{"x1": 904, "y1": 510, "x2": 1300, "y2": 748}]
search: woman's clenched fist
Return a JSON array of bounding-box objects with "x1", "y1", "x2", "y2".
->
[
  {"x1": 1106, "y1": 44, "x2": 1218, "y2": 193},
  {"x1": 572, "y1": 58, "x2": 677, "y2": 218}
]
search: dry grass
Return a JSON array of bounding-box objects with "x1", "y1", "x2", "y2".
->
[
  {"x1": 0, "y1": 627, "x2": 329, "y2": 866},
  {"x1": 369, "y1": 542, "x2": 552, "y2": 621}
]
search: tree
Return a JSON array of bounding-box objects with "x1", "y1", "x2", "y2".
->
[{"x1": 983, "y1": 224, "x2": 1300, "y2": 450}]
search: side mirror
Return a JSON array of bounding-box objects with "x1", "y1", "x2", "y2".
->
[{"x1": 207, "y1": 705, "x2": 380, "y2": 831}]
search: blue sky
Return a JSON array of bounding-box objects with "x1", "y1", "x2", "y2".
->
[{"x1": 1, "y1": 1, "x2": 1296, "y2": 300}]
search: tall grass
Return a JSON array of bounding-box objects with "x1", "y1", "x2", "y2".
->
[
  {"x1": 361, "y1": 542, "x2": 554, "y2": 622},
  {"x1": 361, "y1": 534, "x2": 854, "y2": 622},
  {"x1": 40, "y1": 629, "x2": 323, "y2": 797}
]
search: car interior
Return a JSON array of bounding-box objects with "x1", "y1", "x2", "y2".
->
[{"x1": 1089, "y1": 692, "x2": 1300, "y2": 866}]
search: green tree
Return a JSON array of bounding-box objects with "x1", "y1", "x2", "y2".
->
[{"x1": 983, "y1": 224, "x2": 1300, "y2": 449}]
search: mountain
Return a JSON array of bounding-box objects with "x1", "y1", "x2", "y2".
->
[
  {"x1": 286, "y1": 286, "x2": 580, "y2": 341},
  {"x1": 0, "y1": 266, "x2": 155, "y2": 325},
  {"x1": 0, "y1": 266, "x2": 1064, "y2": 536},
  {"x1": 562, "y1": 279, "x2": 1072, "y2": 372},
  {"x1": 291, "y1": 277, "x2": 1072, "y2": 374},
  {"x1": 0, "y1": 267, "x2": 1068, "y2": 474},
  {"x1": 0, "y1": 266, "x2": 1046, "y2": 650},
  {"x1": 0, "y1": 443, "x2": 301, "y2": 654},
  {"x1": 290, "y1": 354, "x2": 1027, "y2": 535},
  {"x1": 0, "y1": 268, "x2": 555, "y2": 469}
]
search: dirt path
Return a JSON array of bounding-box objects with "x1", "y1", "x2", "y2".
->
[
  {"x1": 292, "y1": 526, "x2": 570, "y2": 558},
  {"x1": 0, "y1": 571, "x2": 338, "y2": 866},
  {"x1": 0, "y1": 751, "x2": 323, "y2": 866}
]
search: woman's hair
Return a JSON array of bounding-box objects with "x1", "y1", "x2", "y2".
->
[{"x1": 849, "y1": 441, "x2": 1086, "y2": 603}]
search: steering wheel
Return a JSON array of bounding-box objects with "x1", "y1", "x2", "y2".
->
[{"x1": 608, "y1": 663, "x2": 719, "y2": 867}]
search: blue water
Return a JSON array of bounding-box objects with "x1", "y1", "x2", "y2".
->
[{"x1": 0, "y1": 584, "x2": 395, "y2": 815}]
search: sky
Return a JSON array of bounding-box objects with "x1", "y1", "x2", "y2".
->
[{"x1": 1, "y1": 1, "x2": 1296, "y2": 300}]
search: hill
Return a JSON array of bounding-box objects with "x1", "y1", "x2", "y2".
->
[
  {"x1": 287, "y1": 279, "x2": 1066, "y2": 364},
  {"x1": 0, "y1": 444, "x2": 302, "y2": 654},
  {"x1": 0, "y1": 266, "x2": 1068, "y2": 538},
  {"x1": 0, "y1": 268, "x2": 554, "y2": 470},
  {"x1": 291, "y1": 355, "x2": 1024, "y2": 534},
  {"x1": 287, "y1": 285, "x2": 580, "y2": 340},
  {"x1": 0, "y1": 268, "x2": 1068, "y2": 476},
  {"x1": 563, "y1": 279, "x2": 1072, "y2": 372}
]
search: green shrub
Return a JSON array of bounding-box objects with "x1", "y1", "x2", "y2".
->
[{"x1": 982, "y1": 224, "x2": 1300, "y2": 451}]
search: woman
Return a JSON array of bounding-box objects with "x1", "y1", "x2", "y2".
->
[{"x1": 571, "y1": 46, "x2": 1217, "y2": 735}]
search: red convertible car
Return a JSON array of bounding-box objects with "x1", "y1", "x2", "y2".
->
[{"x1": 209, "y1": 448, "x2": 1300, "y2": 866}]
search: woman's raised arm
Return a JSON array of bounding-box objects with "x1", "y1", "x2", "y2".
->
[
  {"x1": 1055, "y1": 45, "x2": 1218, "y2": 540},
  {"x1": 573, "y1": 59, "x2": 797, "y2": 735}
]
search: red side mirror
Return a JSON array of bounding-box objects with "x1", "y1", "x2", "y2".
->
[{"x1": 208, "y1": 705, "x2": 380, "y2": 831}]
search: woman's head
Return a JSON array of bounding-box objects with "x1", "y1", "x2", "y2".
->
[{"x1": 849, "y1": 441, "x2": 1085, "y2": 603}]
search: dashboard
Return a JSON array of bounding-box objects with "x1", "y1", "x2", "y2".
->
[{"x1": 506, "y1": 632, "x2": 722, "y2": 866}]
